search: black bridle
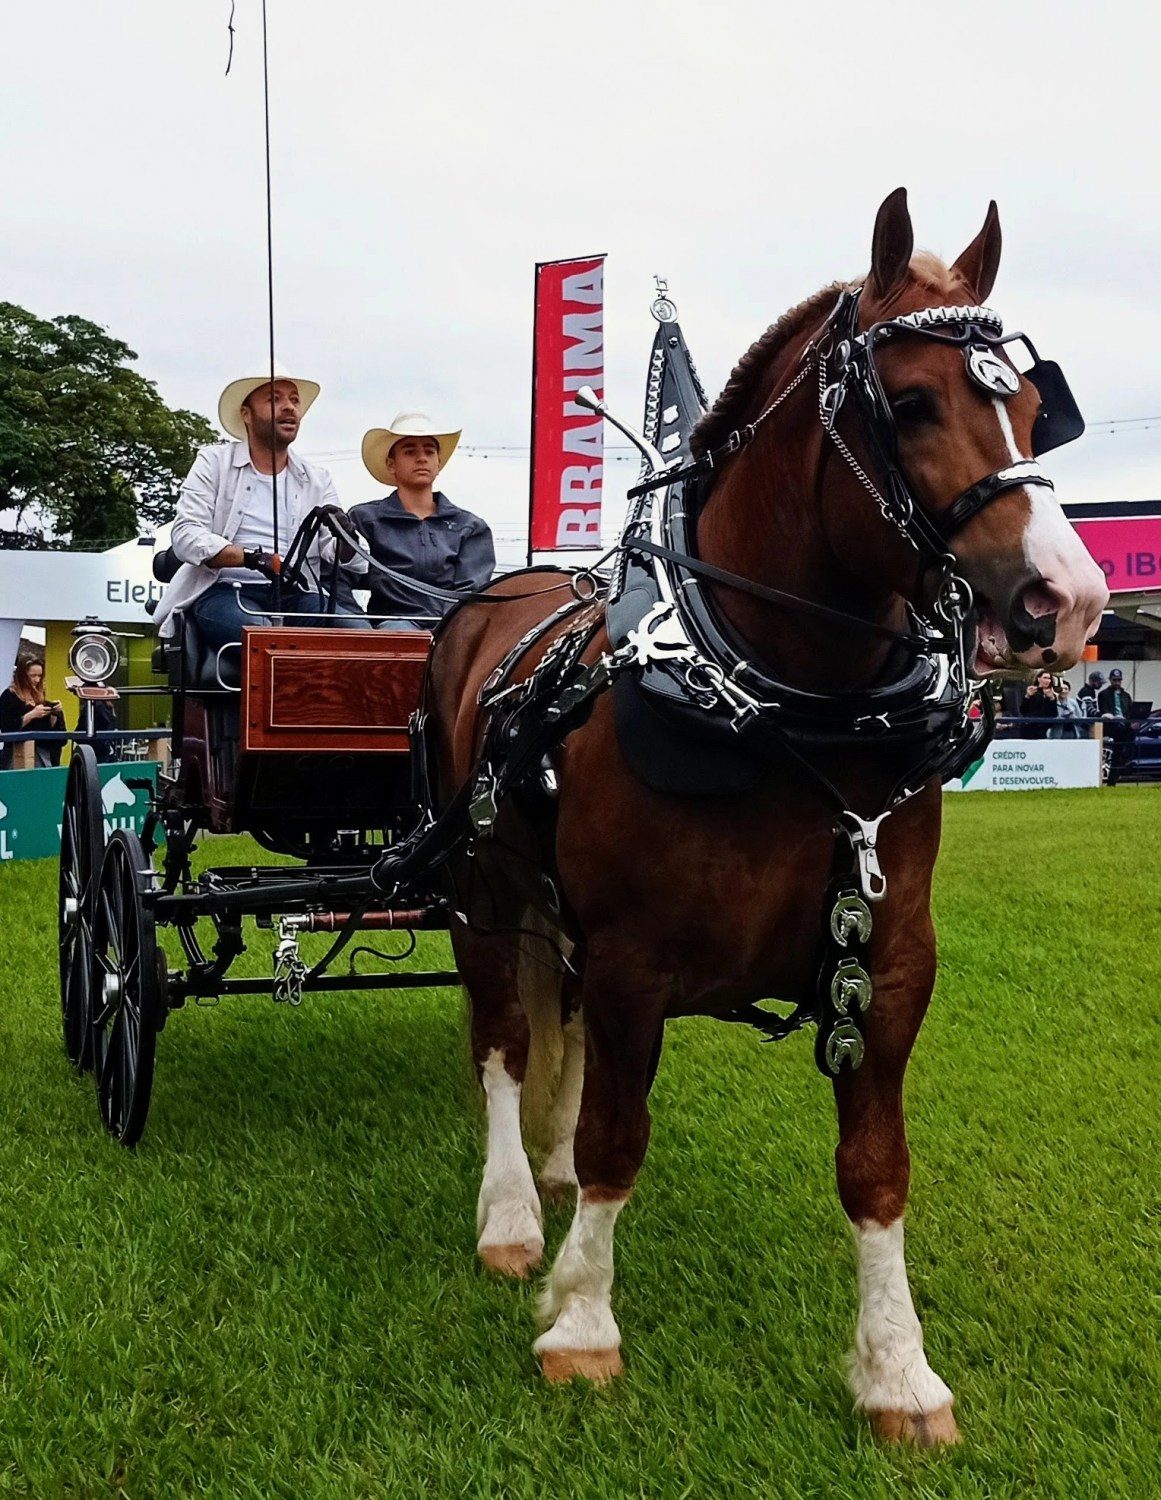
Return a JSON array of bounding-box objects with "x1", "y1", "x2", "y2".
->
[
  {"x1": 821, "y1": 290, "x2": 1080, "y2": 558},
  {"x1": 630, "y1": 285, "x2": 1084, "y2": 574}
]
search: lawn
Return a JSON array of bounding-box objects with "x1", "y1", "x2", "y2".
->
[{"x1": 0, "y1": 788, "x2": 1157, "y2": 1498}]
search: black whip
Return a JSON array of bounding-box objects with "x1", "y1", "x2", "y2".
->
[{"x1": 259, "y1": 0, "x2": 281, "y2": 612}]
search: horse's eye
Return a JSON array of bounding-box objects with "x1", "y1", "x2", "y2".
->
[{"x1": 891, "y1": 390, "x2": 938, "y2": 426}]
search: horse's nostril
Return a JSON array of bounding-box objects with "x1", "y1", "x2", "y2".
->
[
  {"x1": 1043, "y1": 648, "x2": 1057, "y2": 664},
  {"x1": 1019, "y1": 581, "x2": 1061, "y2": 621}
]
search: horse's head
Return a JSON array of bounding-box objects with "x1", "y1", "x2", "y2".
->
[{"x1": 851, "y1": 188, "x2": 1108, "y2": 674}]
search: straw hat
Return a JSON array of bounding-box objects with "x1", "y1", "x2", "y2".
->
[
  {"x1": 362, "y1": 412, "x2": 461, "y2": 484},
  {"x1": 218, "y1": 362, "x2": 320, "y2": 440}
]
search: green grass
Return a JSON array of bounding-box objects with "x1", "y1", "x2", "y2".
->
[{"x1": 0, "y1": 788, "x2": 1158, "y2": 1497}]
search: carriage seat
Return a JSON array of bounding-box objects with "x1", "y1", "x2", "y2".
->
[{"x1": 151, "y1": 609, "x2": 241, "y2": 691}]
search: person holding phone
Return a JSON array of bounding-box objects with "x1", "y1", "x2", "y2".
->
[
  {"x1": 0, "y1": 658, "x2": 65, "y2": 768},
  {"x1": 1022, "y1": 670, "x2": 1059, "y2": 740}
]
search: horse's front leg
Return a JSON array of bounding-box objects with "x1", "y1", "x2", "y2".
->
[
  {"x1": 834, "y1": 953, "x2": 960, "y2": 1447},
  {"x1": 534, "y1": 960, "x2": 666, "y2": 1383},
  {"x1": 452, "y1": 919, "x2": 545, "y2": 1279}
]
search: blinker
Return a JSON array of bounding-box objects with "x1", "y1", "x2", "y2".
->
[{"x1": 1025, "y1": 356, "x2": 1085, "y2": 455}]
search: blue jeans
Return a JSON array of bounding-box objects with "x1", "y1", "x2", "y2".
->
[{"x1": 190, "y1": 582, "x2": 369, "y2": 653}]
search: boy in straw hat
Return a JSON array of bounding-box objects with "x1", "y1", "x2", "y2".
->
[
  {"x1": 153, "y1": 366, "x2": 367, "y2": 650},
  {"x1": 341, "y1": 413, "x2": 494, "y2": 628}
]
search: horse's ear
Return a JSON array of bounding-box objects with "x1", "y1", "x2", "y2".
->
[
  {"x1": 952, "y1": 201, "x2": 1002, "y2": 302},
  {"x1": 869, "y1": 187, "x2": 914, "y2": 301}
]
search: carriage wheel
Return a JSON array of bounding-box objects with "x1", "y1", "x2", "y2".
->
[
  {"x1": 58, "y1": 745, "x2": 106, "y2": 1071},
  {"x1": 91, "y1": 829, "x2": 162, "y2": 1147}
]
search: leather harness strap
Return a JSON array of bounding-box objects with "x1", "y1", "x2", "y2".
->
[{"x1": 935, "y1": 461, "x2": 1055, "y2": 540}]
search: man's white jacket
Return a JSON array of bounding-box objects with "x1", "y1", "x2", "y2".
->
[{"x1": 153, "y1": 440, "x2": 367, "y2": 638}]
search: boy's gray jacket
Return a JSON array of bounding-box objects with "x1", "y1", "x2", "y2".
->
[{"x1": 153, "y1": 440, "x2": 367, "y2": 638}]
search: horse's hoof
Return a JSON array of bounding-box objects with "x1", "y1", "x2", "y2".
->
[
  {"x1": 871, "y1": 1404, "x2": 960, "y2": 1447},
  {"x1": 478, "y1": 1242, "x2": 542, "y2": 1279},
  {"x1": 540, "y1": 1347, "x2": 624, "y2": 1384}
]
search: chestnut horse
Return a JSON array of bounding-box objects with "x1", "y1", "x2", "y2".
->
[{"x1": 426, "y1": 191, "x2": 1108, "y2": 1443}]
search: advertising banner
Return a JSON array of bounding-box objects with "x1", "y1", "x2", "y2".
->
[
  {"x1": 0, "y1": 539, "x2": 166, "y2": 626},
  {"x1": 529, "y1": 255, "x2": 606, "y2": 553},
  {"x1": 1069, "y1": 514, "x2": 1161, "y2": 595},
  {"x1": 945, "y1": 738, "x2": 1101, "y2": 793},
  {"x1": 0, "y1": 764, "x2": 158, "y2": 862}
]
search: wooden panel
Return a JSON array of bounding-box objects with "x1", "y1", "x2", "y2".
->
[{"x1": 242, "y1": 627, "x2": 431, "y2": 753}]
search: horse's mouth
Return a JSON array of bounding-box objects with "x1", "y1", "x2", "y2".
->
[{"x1": 973, "y1": 604, "x2": 1013, "y2": 675}]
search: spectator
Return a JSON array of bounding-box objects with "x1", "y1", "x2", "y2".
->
[
  {"x1": 1051, "y1": 679, "x2": 1082, "y2": 740},
  {"x1": 1097, "y1": 668, "x2": 1132, "y2": 719},
  {"x1": 1098, "y1": 668, "x2": 1133, "y2": 782},
  {"x1": 1077, "y1": 670, "x2": 1104, "y2": 717},
  {"x1": 1022, "y1": 671, "x2": 1059, "y2": 739},
  {"x1": 0, "y1": 658, "x2": 65, "y2": 769}
]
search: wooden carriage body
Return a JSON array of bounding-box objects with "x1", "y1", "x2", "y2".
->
[{"x1": 166, "y1": 624, "x2": 432, "y2": 853}]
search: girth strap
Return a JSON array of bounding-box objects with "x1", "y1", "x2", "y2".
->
[{"x1": 937, "y1": 461, "x2": 1054, "y2": 540}]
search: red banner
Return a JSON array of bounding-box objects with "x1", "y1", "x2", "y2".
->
[
  {"x1": 1071, "y1": 514, "x2": 1161, "y2": 594},
  {"x1": 529, "y1": 255, "x2": 605, "y2": 553}
]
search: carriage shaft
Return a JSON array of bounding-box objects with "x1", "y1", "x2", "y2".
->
[{"x1": 175, "y1": 968, "x2": 459, "y2": 999}]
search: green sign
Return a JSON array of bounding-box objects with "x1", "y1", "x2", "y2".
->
[{"x1": 0, "y1": 764, "x2": 158, "y2": 863}]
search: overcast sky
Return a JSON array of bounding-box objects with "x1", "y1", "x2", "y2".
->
[{"x1": 4, "y1": 0, "x2": 1159, "y2": 564}]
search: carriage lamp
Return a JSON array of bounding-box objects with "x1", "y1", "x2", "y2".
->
[{"x1": 69, "y1": 620, "x2": 120, "y2": 685}]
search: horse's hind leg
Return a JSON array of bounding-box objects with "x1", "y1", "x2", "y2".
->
[
  {"x1": 536, "y1": 975, "x2": 584, "y2": 1202},
  {"x1": 834, "y1": 964, "x2": 960, "y2": 1446},
  {"x1": 452, "y1": 917, "x2": 544, "y2": 1279}
]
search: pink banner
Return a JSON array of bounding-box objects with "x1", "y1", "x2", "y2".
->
[{"x1": 1072, "y1": 515, "x2": 1161, "y2": 594}]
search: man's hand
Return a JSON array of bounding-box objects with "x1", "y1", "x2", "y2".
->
[
  {"x1": 317, "y1": 504, "x2": 358, "y2": 562},
  {"x1": 242, "y1": 548, "x2": 282, "y2": 581}
]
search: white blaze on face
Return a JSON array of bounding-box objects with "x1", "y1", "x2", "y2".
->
[{"x1": 990, "y1": 399, "x2": 1109, "y2": 665}]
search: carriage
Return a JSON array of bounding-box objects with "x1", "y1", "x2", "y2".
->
[{"x1": 57, "y1": 554, "x2": 461, "y2": 1148}]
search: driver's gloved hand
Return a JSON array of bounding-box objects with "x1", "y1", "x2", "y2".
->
[
  {"x1": 316, "y1": 505, "x2": 359, "y2": 562},
  {"x1": 242, "y1": 547, "x2": 282, "y2": 582}
]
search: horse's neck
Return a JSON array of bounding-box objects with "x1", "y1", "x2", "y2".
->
[{"x1": 695, "y1": 435, "x2": 904, "y2": 693}]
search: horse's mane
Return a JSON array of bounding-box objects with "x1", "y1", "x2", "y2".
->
[{"x1": 691, "y1": 254, "x2": 966, "y2": 458}]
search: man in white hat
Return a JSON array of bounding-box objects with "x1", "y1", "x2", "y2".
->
[
  {"x1": 341, "y1": 413, "x2": 494, "y2": 628},
  {"x1": 153, "y1": 366, "x2": 367, "y2": 649}
]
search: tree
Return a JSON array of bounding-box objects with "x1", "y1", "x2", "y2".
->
[{"x1": 0, "y1": 302, "x2": 216, "y2": 550}]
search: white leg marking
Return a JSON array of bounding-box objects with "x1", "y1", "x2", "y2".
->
[
  {"x1": 534, "y1": 1192, "x2": 625, "y2": 1357},
  {"x1": 476, "y1": 1050, "x2": 543, "y2": 1272},
  {"x1": 848, "y1": 1219, "x2": 954, "y2": 1415},
  {"x1": 539, "y1": 1011, "x2": 584, "y2": 1197}
]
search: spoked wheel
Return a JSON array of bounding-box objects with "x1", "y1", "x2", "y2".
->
[
  {"x1": 91, "y1": 829, "x2": 162, "y2": 1147},
  {"x1": 59, "y1": 745, "x2": 105, "y2": 1071}
]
